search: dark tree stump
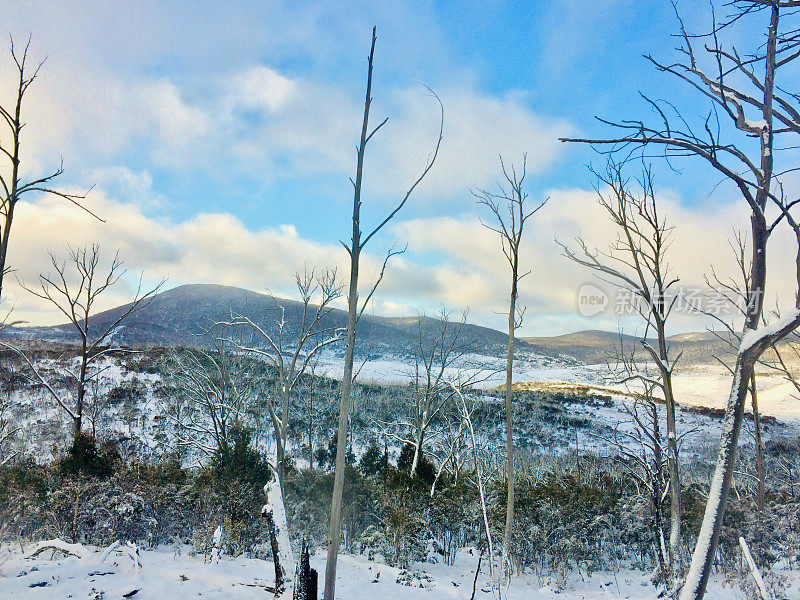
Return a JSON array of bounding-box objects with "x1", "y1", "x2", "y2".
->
[
  {"x1": 294, "y1": 541, "x2": 317, "y2": 600},
  {"x1": 262, "y1": 507, "x2": 285, "y2": 597}
]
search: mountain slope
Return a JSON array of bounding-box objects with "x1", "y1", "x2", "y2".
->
[
  {"x1": 6, "y1": 284, "x2": 518, "y2": 357},
  {"x1": 7, "y1": 283, "x2": 769, "y2": 367}
]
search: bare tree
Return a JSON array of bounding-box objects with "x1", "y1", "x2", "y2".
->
[
  {"x1": 165, "y1": 329, "x2": 259, "y2": 460},
  {"x1": 406, "y1": 308, "x2": 468, "y2": 476},
  {"x1": 561, "y1": 4, "x2": 800, "y2": 598},
  {"x1": 428, "y1": 399, "x2": 469, "y2": 497},
  {"x1": 5, "y1": 244, "x2": 161, "y2": 441},
  {"x1": 324, "y1": 26, "x2": 443, "y2": 600},
  {"x1": 373, "y1": 308, "x2": 489, "y2": 479},
  {"x1": 448, "y1": 382, "x2": 498, "y2": 594},
  {"x1": 295, "y1": 353, "x2": 323, "y2": 470},
  {"x1": 558, "y1": 161, "x2": 683, "y2": 577},
  {"x1": 599, "y1": 335, "x2": 691, "y2": 585},
  {"x1": 221, "y1": 267, "x2": 343, "y2": 488},
  {"x1": 474, "y1": 154, "x2": 546, "y2": 577},
  {"x1": 0, "y1": 37, "x2": 95, "y2": 305}
]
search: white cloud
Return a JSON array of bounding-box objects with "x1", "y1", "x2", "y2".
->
[
  {"x1": 2, "y1": 189, "x2": 455, "y2": 325},
  {"x1": 4, "y1": 178, "x2": 799, "y2": 339},
  {"x1": 0, "y1": 37, "x2": 573, "y2": 201},
  {"x1": 393, "y1": 185, "x2": 800, "y2": 336}
]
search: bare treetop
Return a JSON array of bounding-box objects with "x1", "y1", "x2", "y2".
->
[{"x1": 0, "y1": 36, "x2": 98, "y2": 310}]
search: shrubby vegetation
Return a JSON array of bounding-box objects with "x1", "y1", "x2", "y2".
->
[
  {"x1": 2, "y1": 346, "x2": 799, "y2": 597},
  {"x1": 1, "y1": 413, "x2": 799, "y2": 591}
]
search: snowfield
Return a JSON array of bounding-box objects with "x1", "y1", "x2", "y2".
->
[
  {"x1": 316, "y1": 351, "x2": 800, "y2": 419},
  {"x1": 1, "y1": 543, "x2": 797, "y2": 600}
]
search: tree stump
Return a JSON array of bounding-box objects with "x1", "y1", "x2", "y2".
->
[
  {"x1": 263, "y1": 508, "x2": 285, "y2": 597},
  {"x1": 293, "y1": 541, "x2": 317, "y2": 600}
]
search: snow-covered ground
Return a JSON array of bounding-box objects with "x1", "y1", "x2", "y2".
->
[
  {"x1": 5, "y1": 350, "x2": 799, "y2": 465},
  {"x1": 315, "y1": 351, "x2": 605, "y2": 391},
  {"x1": 1, "y1": 542, "x2": 796, "y2": 600},
  {"x1": 670, "y1": 367, "x2": 800, "y2": 418},
  {"x1": 317, "y1": 351, "x2": 800, "y2": 420}
]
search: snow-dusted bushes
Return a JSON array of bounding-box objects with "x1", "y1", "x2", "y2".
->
[{"x1": 0, "y1": 430, "x2": 272, "y2": 556}]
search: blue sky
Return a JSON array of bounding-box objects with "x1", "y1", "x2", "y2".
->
[{"x1": 1, "y1": 1, "x2": 795, "y2": 335}]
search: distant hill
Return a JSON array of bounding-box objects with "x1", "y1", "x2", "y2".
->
[
  {"x1": 522, "y1": 330, "x2": 646, "y2": 364},
  {"x1": 6, "y1": 283, "x2": 773, "y2": 368},
  {"x1": 522, "y1": 329, "x2": 742, "y2": 369},
  {"x1": 3, "y1": 284, "x2": 519, "y2": 358}
]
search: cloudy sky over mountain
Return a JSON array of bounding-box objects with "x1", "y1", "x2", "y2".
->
[{"x1": 2, "y1": 1, "x2": 798, "y2": 335}]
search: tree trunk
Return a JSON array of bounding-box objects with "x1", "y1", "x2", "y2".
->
[
  {"x1": 294, "y1": 541, "x2": 318, "y2": 600},
  {"x1": 651, "y1": 401, "x2": 669, "y2": 581},
  {"x1": 324, "y1": 29, "x2": 374, "y2": 600},
  {"x1": 264, "y1": 470, "x2": 294, "y2": 598},
  {"x1": 679, "y1": 355, "x2": 754, "y2": 600},
  {"x1": 639, "y1": 313, "x2": 683, "y2": 576},
  {"x1": 501, "y1": 254, "x2": 518, "y2": 576},
  {"x1": 278, "y1": 384, "x2": 291, "y2": 490},
  {"x1": 656, "y1": 319, "x2": 682, "y2": 573},
  {"x1": 264, "y1": 511, "x2": 285, "y2": 596},
  {"x1": 411, "y1": 427, "x2": 425, "y2": 476},
  {"x1": 74, "y1": 341, "x2": 89, "y2": 442},
  {"x1": 0, "y1": 81, "x2": 21, "y2": 303},
  {"x1": 0, "y1": 200, "x2": 15, "y2": 302},
  {"x1": 750, "y1": 373, "x2": 765, "y2": 516},
  {"x1": 323, "y1": 248, "x2": 359, "y2": 600}
]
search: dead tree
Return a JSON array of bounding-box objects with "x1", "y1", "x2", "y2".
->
[
  {"x1": 474, "y1": 154, "x2": 546, "y2": 577},
  {"x1": 373, "y1": 309, "x2": 488, "y2": 480},
  {"x1": 296, "y1": 356, "x2": 323, "y2": 470},
  {"x1": 323, "y1": 26, "x2": 442, "y2": 600},
  {"x1": 8, "y1": 244, "x2": 160, "y2": 441},
  {"x1": 262, "y1": 468, "x2": 294, "y2": 598},
  {"x1": 448, "y1": 382, "x2": 497, "y2": 593},
  {"x1": 409, "y1": 309, "x2": 468, "y2": 476},
  {"x1": 428, "y1": 399, "x2": 469, "y2": 497},
  {"x1": 221, "y1": 267, "x2": 342, "y2": 488},
  {"x1": 165, "y1": 329, "x2": 259, "y2": 459},
  {"x1": 600, "y1": 335, "x2": 687, "y2": 585},
  {"x1": 704, "y1": 232, "x2": 768, "y2": 515},
  {"x1": 561, "y1": 3, "x2": 800, "y2": 598},
  {"x1": 293, "y1": 541, "x2": 318, "y2": 600},
  {"x1": 558, "y1": 161, "x2": 683, "y2": 575},
  {"x1": 400, "y1": 309, "x2": 495, "y2": 479},
  {"x1": 0, "y1": 37, "x2": 95, "y2": 307}
]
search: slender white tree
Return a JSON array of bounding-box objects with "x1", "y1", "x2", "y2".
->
[
  {"x1": 475, "y1": 154, "x2": 546, "y2": 578},
  {"x1": 324, "y1": 26, "x2": 443, "y2": 600}
]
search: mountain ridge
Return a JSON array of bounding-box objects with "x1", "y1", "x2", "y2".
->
[{"x1": 4, "y1": 283, "x2": 734, "y2": 365}]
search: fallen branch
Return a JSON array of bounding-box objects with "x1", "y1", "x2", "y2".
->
[
  {"x1": 739, "y1": 537, "x2": 772, "y2": 600},
  {"x1": 27, "y1": 539, "x2": 92, "y2": 561}
]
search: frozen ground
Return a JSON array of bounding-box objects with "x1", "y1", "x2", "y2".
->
[
  {"x1": 1, "y1": 543, "x2": 796, "y2": 600},
  {"x1": 316, "y1": 352, "x2": 800, "y2": 419}
]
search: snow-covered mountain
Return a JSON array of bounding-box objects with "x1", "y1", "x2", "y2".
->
[
  {"x1": 3, "y1": 283, "x2": 746, "y2": 368},
  {"x1": 4, "y1": 283, "x2": 526, "y2": 359}
]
